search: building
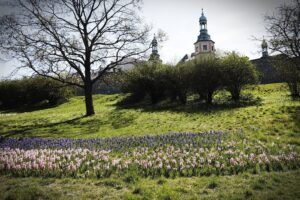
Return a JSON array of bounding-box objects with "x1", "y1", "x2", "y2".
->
[
  {"x1": 251, "y1": 38, "x2": 280, "y2": 84},
  {"x1": 194, "y1": 9, "x2": 215, "y2": 56},
  {"x1": 261, "y1": 37, "x2": 269, "y2": 58},
  {"x1": 149, "y1": 35, "x2": 162, "y2": 63},
  {"x1": 178, "y1": 10, "x2": 279, "y2": 84},
  {"x1": 180, "y1": 9, "x2": 215, "y2": 63}
]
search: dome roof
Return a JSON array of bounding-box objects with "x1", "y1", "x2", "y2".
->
[
  {"x1": 199, "y1": 9, "x2": 207, "y2": 23},
  {"x1": 199, "y1": 15, "x2": 207, "y2": 22},
  {"x1": 151, "y1": 36, "x2": 158, "y2": 47},
  {"x1": 197, "y1": 30, "x2": 211, "y2": 41},
  {"x1": 261, "y1": 39, "x2": 268, "y2": 48}
]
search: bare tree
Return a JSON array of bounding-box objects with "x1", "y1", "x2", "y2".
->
[
  {"x1": 273, "y1": 55, "x2": 300, "y2": 98},
  {"x1": 264, "y1": 0, "x2": 300, "y2": 98},
  {"x1": 265, "y1": 0, "x2": 300, "y2": 59},
  {"x1": 0, "y1": 0, "x2": 151, "y2": 116}
]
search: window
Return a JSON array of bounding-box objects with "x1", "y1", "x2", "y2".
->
[
  {"x1": 212, "y1": 46, "x2": 214, "y2": 51},
  {"x1": 196, "y1": 46, "x2": 199, "y2": 52},
  {"x1": 203, "y1": 45, "x2": 207, "y2": 51}
]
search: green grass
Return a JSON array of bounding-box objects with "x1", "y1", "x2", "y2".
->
[
  {"x1": 0, "y1": 83, "x2": 300, "y2": 199},
  {"x1": 0, "y1": 83, "x2": 299, "y2": 144},
  {"x1": 0, "y1": 170, "x2": 299, "y2": 200}
]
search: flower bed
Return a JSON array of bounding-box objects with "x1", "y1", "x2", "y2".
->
[
  {"x1": 0, "y1": 131, "x2": 225, "y2": 151},
  {"x1": 0, "y1": 132, "x2": 299, "y2": 178}
]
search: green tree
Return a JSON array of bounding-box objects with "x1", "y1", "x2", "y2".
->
[
  {"x1": 164, "y1": 63, "x2": 192, "y2": 104},
  {"x1": 0, "y1": 76, "x2": 74, "y2": 108},
  {"x1": 220, "y1": 52, "x2": 258, "y2": 101},
  {"x1": 121, "y1": 61, "x2": 169, "y2": 104},
  {"x1": 190, "y1": 55, "x2": 222, "y2": 104}
]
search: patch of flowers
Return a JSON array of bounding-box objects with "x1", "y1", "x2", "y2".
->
[
  {"x1": 0, "y1": 131, "x2": 225, "y2": 151},
  {"x1": 0, "y1": 133, "x2": 299, "y2": 178}
]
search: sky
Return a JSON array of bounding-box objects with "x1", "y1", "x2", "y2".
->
[
  {"x1": 141, "y1": 0, "x2": 286, "y2": 63},
  {"x1": 0, "y1": 0, "x2": 289, "y2": 78}
]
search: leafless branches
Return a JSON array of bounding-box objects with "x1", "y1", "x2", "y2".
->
[
  {"x1": 265, "y1": 0, "x2": 300, "y2": 58},
  {"x1": 0, "y1": 0, "x2": 151, "y2": 115}
]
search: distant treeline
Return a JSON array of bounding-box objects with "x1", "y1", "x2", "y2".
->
[{"x1": 0, "y1": 76, "x2": 74, "y2": 108}]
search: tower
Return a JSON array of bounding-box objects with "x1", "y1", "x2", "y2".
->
[
  {"x1": 149, "y1": 35, "x2": 162, "y2": 62},
  {"x1": 261, "y1": 37, "x2": 268, "y2": 58},
  {"x1": 194, "y1": 9, "x2": 215, "y2": 55}
]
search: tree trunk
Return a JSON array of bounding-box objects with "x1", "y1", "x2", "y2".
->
[
  {"x1": 198, "y1": 93, "x2": 205, "y2": 102},
  {"x1": 84, "y1": 48, "x2": 95, "y2": 116},
  {"x1": 231, "y1": 88, "x2": 240, "y2": 102},
  {"x1": 84, "y1": 82, "x2": 95, "y2": 116},
  {"x1": 206, "y1": 92, "x2": 213, "y2": 104},
  {"x1": 179, "y1": 92, "x2": 187, "y2": 104},
  {"x1": 150, "y1": 93, "x2": 158, "y2": 104},
  {"x1": 288, "y1": 82, "x2": 300, "y2": 98}
]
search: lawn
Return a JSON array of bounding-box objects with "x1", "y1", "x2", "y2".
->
[
  {"x1": 0, "y1": 83, "x2": 299, "y2": 143},
  {"x1": 1, "y1": 170, "x2": 300, "y2": 200},
  {"x1": 0, "y1": 83, "x2": 299, "y2": 200}
]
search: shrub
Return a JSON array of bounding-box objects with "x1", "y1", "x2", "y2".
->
[
  {"x1": 121, "y1": 62, "x2": 170, "y2": 104},
  {"x1": 0, "y1": 76, "x2": 74, "y2": 108},
  {"x1": 163, "y1": 63, "x2": 192, "y2": 104},
  {"x1": 121, "y1": 52, "x2": 260, "y2": 106},
  {"x1": 189, "y1": 55, "x2": 222, "y2": 104},
  {"x1": 220, "y1": 52, "x2": 258, "y2": 101}
]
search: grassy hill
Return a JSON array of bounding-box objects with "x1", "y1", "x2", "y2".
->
[
  {"x1": 0, "y1": 83, "x2": 299, "y2": 200},
  {"x1": 0, "y1": 83, "x2": 299, "y2": 143}
]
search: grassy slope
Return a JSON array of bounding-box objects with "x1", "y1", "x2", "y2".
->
[
  {"x1": 1, "y1": 170, "x2": 300, "y2": 200},
  {"x1": 0, "y1": 83, "x2": 300, "y2": 200},
  {"x1": 0, "y1": 83, "x2": 299, "y2": 144}
]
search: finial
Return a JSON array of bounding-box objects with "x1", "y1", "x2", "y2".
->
[{"x1": 201, "y1": 8, "x2": 204, "y2": 16}]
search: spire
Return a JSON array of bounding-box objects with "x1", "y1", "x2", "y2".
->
[
  {"x1": 199, "y1": 9, "x2": 207, "y2": 26},
  {"x1": 194, "y1": 9, "x2": 215, "y2": 55},
  {"x1": 151, "y1": 34, "x2": 158, "y2": 54},
  {"x1": 197, "y1": 9, "x2": 211, "y2": 41},
  {"x1": 261, "y1": 36, "x2": 268, "y2": 57},
  {"x1": 261, "y1": 37, "x2": 268, "y2": 48},
  {"x1": 149, "y1": 34, "x2": 161, "y2": 62}
]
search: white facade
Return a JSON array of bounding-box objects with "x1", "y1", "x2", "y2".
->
[{"x1": 194, "y1": 41, "x2": 215, "y2": 55}]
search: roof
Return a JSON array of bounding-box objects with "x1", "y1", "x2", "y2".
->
[
  {"x1": 196, "y1": 30, "x2": 213, "y2": 42},
  {"x1": 199, "y1": 15, "x2": 207, "y2": 23},
  {"x1": 200, "y1": 9, "x2": 207, "y2": 23}
]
